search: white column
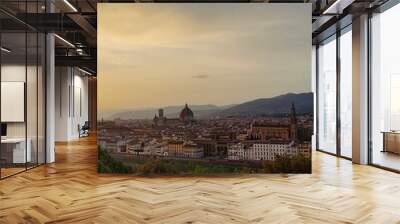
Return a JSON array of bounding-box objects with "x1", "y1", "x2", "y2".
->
[
  {"x1": 46, "y1": 32, "x2": 55, "y2": 163},
  {"x1": 352, "y1": 14, "x2": 369, "y2": 164},
  {"x1": 45, "y1": 0, "x2": 56, "y2": 163}
]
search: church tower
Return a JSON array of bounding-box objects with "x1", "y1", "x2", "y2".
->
[
  {"x1": 158, "y1": 109, "x2": 164, "y2": 118},
  {"x1": 289, "y1": 102, "x2": 298, "y2": 141},
  {"x1": 153, "y1": 114, "x2": 159, "y2": 126}
]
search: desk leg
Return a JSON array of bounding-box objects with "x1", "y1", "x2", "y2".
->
[{"x1": 382, "y1": 133, "x2": 386, "y2": 153}]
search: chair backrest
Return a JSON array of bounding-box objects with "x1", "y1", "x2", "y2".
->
[{"x1": 83, "y1": 121, "x2": 90, "y2": 128}]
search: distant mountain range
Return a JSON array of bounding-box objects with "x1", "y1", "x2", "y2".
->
[
  {"x1": 107, "y1": 92, "x2": 313, "y2": 120},
  {"x1": 216, "y1": 92, "x2": 313, "y2": 117}
]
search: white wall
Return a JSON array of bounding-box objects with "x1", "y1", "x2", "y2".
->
[
  {"x1": 72, "y1": 73, "x2": 89, "y2": 138},
  {"x1": 1, "y1": 65, "x2": 27, "y2": 139},
  {"x1": 1, "y1": 63, "x2": 46, "y2": 164},
  {"x1": 55, "y1": 67, "x2": 70, "y2": 141},
  {"x1": 55, "y1": 67, "x2": 89, "y2": 141},
  {"x1": 1, "y1": 65, "x2": 41, "y2": 137}
]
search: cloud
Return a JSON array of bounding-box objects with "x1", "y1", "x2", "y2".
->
[{"x1": 192, "y1": 74, "x2": 209, "y2": 79}]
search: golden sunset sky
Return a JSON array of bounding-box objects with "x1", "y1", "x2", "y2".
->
[{"x1": 98, "y1": 4, "x2": 311, "y2": 116}]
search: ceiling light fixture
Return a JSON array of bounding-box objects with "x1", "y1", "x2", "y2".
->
[
  {"x1": 63, "y1": 0, "x2": 78, "y2": 12},
  {"x1": 323, "y1": 0, "x2": 341, "y2": 14},
  {"x1": 1, "y1": 47, "x2": 11, "y2": 53},
  {"x1": 322, "y1": 0, "x2": 348, "y2": 14},
  {"x1": 78, "y1": 67, "x2": 93, "y2": 76},
  {"x1": 54, "y1": 34, "x2": 75, "y2": 48}
]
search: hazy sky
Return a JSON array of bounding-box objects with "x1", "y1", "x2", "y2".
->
[{"x1": 98, "y1": 4, "x2": 311, "y2": 114}]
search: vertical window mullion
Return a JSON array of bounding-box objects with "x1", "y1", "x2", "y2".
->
[
  {"x1": 36, "y1": 0, "x2": 39, "y2": 167},
  {"x1": 336, "y1": 29, "x2": 341, "y2": 157},
  {"x1": 0, "y1": 25, "x2": 2, "y2": 179},
  {"x1": 316, "y1": 45, "x2": 320, "y2": 151},
  {"x1": 367, "y1": 12, "x2": 373, "y2": 165},
  {"x1": 24, "y1": 0, "x2": 28, "y2": 171}
]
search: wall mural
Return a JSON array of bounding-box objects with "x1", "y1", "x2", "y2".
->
[{"x1": 97, "y1": 3, "x2": 313, "y2": 175}]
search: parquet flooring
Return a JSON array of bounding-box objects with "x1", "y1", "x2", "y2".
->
[
  {"x1": 1, "y1": 136, "x2": 400, "y2": 224},
  {"x1": 0, "y1": 167, "x2": 26, "y2": 178}
]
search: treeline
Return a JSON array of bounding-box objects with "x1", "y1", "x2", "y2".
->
[
  {"x1": 133, "y1": 159, "x2": 252, "y2": 175},
  {"x1": 98, "y1": 147, "x2": 133, "y2": 173},
  {"x1": 261, "y1": 154, "x2": 311, "y2": 173},
  {"x1": 131, "y1": 154, "x2": 311, "y2": 175},
  {"x1": 98, "y1": 149, "x2": 311, "y2": 175}
]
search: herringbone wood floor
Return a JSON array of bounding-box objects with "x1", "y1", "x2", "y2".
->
[{"x1": 1, "y1": 136, "x2": 400, "y2": 224}]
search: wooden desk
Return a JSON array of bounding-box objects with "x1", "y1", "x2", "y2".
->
[
  {"x1": 1, "y1": 138, "x2": 31, "y2": 164},
  {"x1": 382, "y1": 131, "x2": 400, "y2": 154}
]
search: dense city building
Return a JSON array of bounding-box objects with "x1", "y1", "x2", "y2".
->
[
  {"x1": 227, "y1": 140, "x2": 308, "y2": 161},
  {"x1": 98, "y1": 103, "x2": 311, "y2": 162},
  {"x1": 248, "y1": 103, "x2": 298, "y2": 141}
]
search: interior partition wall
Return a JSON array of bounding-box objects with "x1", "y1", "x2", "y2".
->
[
  {"x1": 0, "y1": 2, "x2": 46, "y2": 179},
  {"x1": 316, "y1": 25, "x2": 353, "y2": 159},
  {"x1": 370, "y1": 2, "x2": 400, "y2": 171}
]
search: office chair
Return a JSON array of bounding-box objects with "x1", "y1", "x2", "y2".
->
[{"x1": 79, "y1": 121, "x2": 90, "y2": 138}]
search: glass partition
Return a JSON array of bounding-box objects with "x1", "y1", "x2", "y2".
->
[
  {"x1": 38, "y1": 32, "x2": 46, "y2": 165},
  {"x1": 339, "y1": 27, "x2": 352, "y2": 158},
  {"x1": 317, "y1": 35, "x2": 337, "y2": 154},
  {"x1": 370, "y1": 3, "x2": 400, "y2": 171},
  {"x1": 27, "y1": 31, "x2": 38, "y2": 169},
  {"x1": 1, "y1": 31, "x2": 28, "y2": 177},
  {"x1": 0, "y1": 2, "x2": 46, "y2": 179}
]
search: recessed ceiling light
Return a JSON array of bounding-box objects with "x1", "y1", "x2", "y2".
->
[
  {"x1": 78, "y1": 67, "x2": 93, "y2": 76},
  {"x1": 322, "y1": 0, "x2": 356, "y2": 15},
  {"x1": 1, "y1": 47, "x2": 11, "y2": 53},
  {"x1": 54, "y1": 34, "x2": 75, "y2": 48},
  {"x1": 63, "y1": 0, "x2": 78, "y2": 12}
]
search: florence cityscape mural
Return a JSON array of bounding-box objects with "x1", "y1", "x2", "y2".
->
[{"x1": 97, "y1": 4, "x2": 313, "y2": 174}]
